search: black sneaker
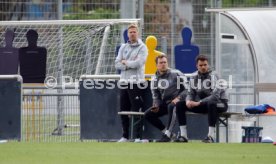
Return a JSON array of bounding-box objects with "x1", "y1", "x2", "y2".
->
[
  {"x1": 170, "y1": 132, "x2": 177, "y2": 140},
  {"x1": 156, "y1": 134, "x2": 171, "y2": 142},
  {"x1": 174, "y1": 136, "x2": 188, "y2": 143},
  {"x1": 202, "y1": 136, "x2": 214, "y2": 143}
]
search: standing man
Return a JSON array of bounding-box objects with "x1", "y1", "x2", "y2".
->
[
  {"x1": 145, "y1": 54, "x2": 186, "y2": 142},
  {"x1": 175, "y1": 55, "x2": 228, "y2": 143},
  {"x1": 115, "y1": 23, "x2": 148, "y2": 142}
]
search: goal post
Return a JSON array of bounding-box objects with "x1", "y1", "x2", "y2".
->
[
  {"x1": 0, "y1": 19, "x2": 142, "y2": 136},
  {"x1": 0, "y1": 19, "x2": 142, "y2": 80}
]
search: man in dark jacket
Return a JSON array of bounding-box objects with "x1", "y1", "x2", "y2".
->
[
  {"x1": 145, "y1": 54, "x2": 186, "y2": 142},
  {"x1": 175, "y1": 55, "x2": 228, "y2": 143}
]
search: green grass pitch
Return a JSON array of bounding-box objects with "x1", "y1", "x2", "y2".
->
[{"x1": 0, "y1": 142, "x2": 275, "y2": 164}]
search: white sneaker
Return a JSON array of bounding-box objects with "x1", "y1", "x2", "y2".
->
[
  {"x1": 134, "y1": 138, "x2": 142, "y2": 143},
  {"x1": 0, "y1": 140, "x2": 8, "y2": 144},
  {"x1": 117, "y1": 137, "x2": 128, "y2": 142}
]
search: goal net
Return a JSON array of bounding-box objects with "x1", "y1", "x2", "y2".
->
[{"x1": 0, "y1": 19, "x2": 142, "y2": 80}]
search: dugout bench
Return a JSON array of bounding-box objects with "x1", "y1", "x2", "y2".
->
[
  {"x1": 118, "y1": 111, "x2": 242, "y2": 142},
  {"x1": 216, "y1": 112, "x2": 242, "y2": 142},
  {"x1": 117, "y1": 111, "x2": 145, "y2": 139}
]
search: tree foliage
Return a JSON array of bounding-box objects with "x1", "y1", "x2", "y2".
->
[{"x1": 222, "y1": 0, "x2": 268, "y2": 7}]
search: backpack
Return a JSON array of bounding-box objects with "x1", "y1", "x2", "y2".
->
[{"x1": 244, "y1": 104, "x2": 275, "y2": 114}]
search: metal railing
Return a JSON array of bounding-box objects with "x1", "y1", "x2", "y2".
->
[{"x1": 22, "y1": 86, "x2": 79, "y2": 142}]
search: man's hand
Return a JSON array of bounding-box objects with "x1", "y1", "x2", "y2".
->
[
  {"x1": 192, "y1": 101, "x2": 200, "y2": 107},
  {"x1": 186, "y1": 100, "x2": 193, "y2": 109},
  {"x1": 121, "y1": 60, "x2": 127, "y2": 65},
  {"x1": 172, "y1": 97, "x2": 180, "y2": 105},
  {"x1": 186, "y1": 100, "x2": 201, "y2": 109},
  {"x1": 151, "y1": 106, "x2": 159, "y2": 113},
  {"x1": 151, "y1": 103, "x2": 159, "y2": 113}
]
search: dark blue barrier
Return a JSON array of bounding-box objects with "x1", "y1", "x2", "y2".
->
[
  {"x1": 79, "y1": 79, "x2": 154, "y2": 140},
  {"x1": 80, "y1": 80, "x2": 121, "y2": 140},
  {"x1": 0, "y1": 75, "x2": 21, "y2": 140}
]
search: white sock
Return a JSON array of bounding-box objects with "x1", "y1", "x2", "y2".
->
[
  {"x1": 165, "y1": 130, "x2": 171, "y2": 137},
  {"x1": 162, "y1": 128, "x2": 166, "y2": 134},
  {"x1": 179, "y1": 125, "x2": 187, "y2": 139},
  {"x1": 208, "y1": 126, "x2": 215, "y2": 138}
]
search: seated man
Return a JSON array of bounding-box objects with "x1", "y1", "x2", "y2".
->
[
  {"x1": 175, "y1": 55, "x2": 228, "y2": 143},
  {"x1": 145, "y1": 54, "x2": 186, "y2": 142}
]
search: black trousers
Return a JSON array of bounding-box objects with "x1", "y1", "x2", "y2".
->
[
  {"x1": 120, "y1": 84, "x2": 144, "y2": 139},
  {"x1": 176, "y1": 100, "x2": 228, "y2": 127},
  {"x1": 144, "y1": 102, "x2": 176, "y2": 132}
]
